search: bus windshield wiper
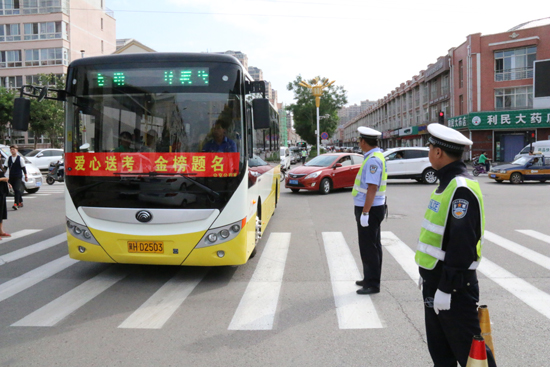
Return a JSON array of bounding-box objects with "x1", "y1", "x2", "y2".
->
[{"x1": 115, "y1": 171, "x2": 221, "y2": 198}]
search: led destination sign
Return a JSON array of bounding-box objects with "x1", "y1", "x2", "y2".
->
[{"x1": 94, "y1": 67, "x2": 210, "y2": 88}]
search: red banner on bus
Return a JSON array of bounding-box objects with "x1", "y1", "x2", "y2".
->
[{"x1": 65, "y1": 152, "x2": 240, "y2": 177}]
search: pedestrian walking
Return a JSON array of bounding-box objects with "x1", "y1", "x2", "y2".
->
[
  {"x1": 0, "y1": 164, "x2": 10, "y2": 238},
  {"x1": 4, "y1": 145, "x2": 27, "y2": 210},
  {"x1": 352, "y1": 126, "x2": 387, "y2": 295},
  {"x1": 417, "y1": 123, "x2": 496, "y2": 367}
]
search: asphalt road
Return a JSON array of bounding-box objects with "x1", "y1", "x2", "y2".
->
[{"x1": 0, "y1": 175, "x2": 549, "y2": 366}]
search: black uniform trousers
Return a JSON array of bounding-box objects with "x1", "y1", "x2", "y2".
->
[
  {"x1": 8, "y1": 176, "x2": 23, "y2": 206},
  {"x1": 354, "y1": 205, "x2": 385, "y2": 289},
  {"x1": 422, "y1": 273, "x2": 497, "y2": 367}
]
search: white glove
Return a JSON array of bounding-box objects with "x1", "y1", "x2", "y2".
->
[
  {"x1": 433, "y1": 289, "x2": 451, "y2": 315},
  {"x1": 360, "y1": 213, "x2": 369, "y2": 227},
  {"x1": 418, "y1": 276, "x2": 423, "y2": 290}
]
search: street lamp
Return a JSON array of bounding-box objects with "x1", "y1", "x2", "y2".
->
[{"x1": 298, "y1": 77, "x2": 335, "y2": 156}]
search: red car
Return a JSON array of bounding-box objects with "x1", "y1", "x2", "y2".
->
[{"x1": 285, "y1": 153, "x2": 364, "y2": 194}]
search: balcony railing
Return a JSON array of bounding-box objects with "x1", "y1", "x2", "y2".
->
[{"x1": 495, "y1": 67, "x2": 533, "y2": 82}]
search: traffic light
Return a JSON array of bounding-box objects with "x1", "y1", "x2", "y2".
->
[{"x1": 438, "y1": 111, "x2": 445, "y2": 124}]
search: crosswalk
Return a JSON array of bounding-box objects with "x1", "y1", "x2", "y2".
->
[
  {"x1": 1, "y1": 227, "x2": 550, "y2": 330},
  {"x1": 6, "y1": 183, "x2": 65, "y2": 203}
]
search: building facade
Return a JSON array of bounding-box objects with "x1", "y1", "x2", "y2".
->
[
  {"x1": 0, "y1": 0, "x2": 116, "y2": 147},
  {"x1": 343, "y1": 18, "x2": 550, "y2": 162}
]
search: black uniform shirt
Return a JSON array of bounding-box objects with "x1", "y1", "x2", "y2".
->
[{"x1": 420, "y1": 160, "x2": 481, "y2": 293}]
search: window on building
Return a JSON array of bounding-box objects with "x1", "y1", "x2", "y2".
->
[
  {"x1": 441, "y1": 75, "x2": 449, "y2": 96},
  {"x1": 495, "y1": 46, "x2": 536, "y2": 81},
  {"x1": 0, "y1": 0, "x2": 21, "y2": 15},
  {"x1": 101, "y1": 18, "x2": 103, "y2": 30},
  {"x1": 495, "y1": 86, "x2": 533, "y2": 110},
  {"x1": 101, "y1": 40, "x2": 104, "y2": 53},
  {"x1": 430, "y1": 80, "x2": 438, "y2": 100},
  {"x1": 459, "y1": 95, "x2": 464, "y2": 115},
  {"x1": 0, "y1": 24, "x2": 21, "y2": 42},
  {"x1": 25, "y1": 73, "x2": 63, "y2": 86},
  {"x1": 24, "y1": 21, "x2": 66, "y2": 40},
  {"x1": 24, "y1": 47, "x2": 68, "y2": 66},
  {"x1": 1, "y1": 75, "x2": 23, "y2": 89},
  {"x1": 21, "y1": 0, "x2": 68, "y2": 14},
  {"x1": 459, "y1": 60, "x2": 464, "y2": 88},
  {"x1": 441, "y1": 101, "x2": 449, "y2": 118},
  {"x1": 0, "y1": 50, "x2": 22, "y2": 68},
  {"x1": 430, "y1": 106, "x2": 438, "y2": 121}
]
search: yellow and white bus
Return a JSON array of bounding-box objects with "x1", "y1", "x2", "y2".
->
[{"x1": 15, "y1": 53, "x2": 282, "y2": 266}]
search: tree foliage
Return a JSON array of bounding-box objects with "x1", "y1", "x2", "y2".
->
[
  {"x1": 0, "y1": 87, "x2": 17, "y2": 144},
  {"x1": 29, "y1": 74, "x2": 65, "y2": 148},
  {"x1": 287, "y1": 75, "x2": 347, "y2": 145}
]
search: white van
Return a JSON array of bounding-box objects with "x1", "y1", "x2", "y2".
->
[{"x1": 514, "y1": 140, "x2": 550, "y2": 160}]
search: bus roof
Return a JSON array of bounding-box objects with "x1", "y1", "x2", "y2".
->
[{"x1": 69, "y1": 52, "x2": 243, "y2": 68}]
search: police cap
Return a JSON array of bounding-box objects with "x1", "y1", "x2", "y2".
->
[
  {"x1": 357, "y1": 126, "x2": 381, "y2": 139},
  {"x1": 427, "y1": 123, "x2": 472, "y2": 151}
]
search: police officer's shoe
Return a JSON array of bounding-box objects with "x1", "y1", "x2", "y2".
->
[
  {"x1": 356, "y1": 287, "x2": 380, "y2": 295},
  {"x1": 355, "y1": 280, "x2": 365, "y2": 286}
]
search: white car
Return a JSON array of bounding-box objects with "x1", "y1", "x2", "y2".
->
[
  {"x1": 24, "y1": 148, "x2": 64, "y2": 170},
  {"x1": 280, "y1": 146, "x2": 291, "y2": 170},
  {"x1": 384, "y1": 147, "x2": 437, "y2": 184},
  {"x1": 0, "y1": 145, "x2": 43, "y2": 193}
]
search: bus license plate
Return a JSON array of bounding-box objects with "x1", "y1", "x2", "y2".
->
[
  {"x1": 290, "y1": 179, "x2": 298, "y2": 185},
  {"x1": 128, "y1": 241, "x2": 164, "y2": 254}
]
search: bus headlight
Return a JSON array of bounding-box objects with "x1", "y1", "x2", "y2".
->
[
  {"x1": 198, "y1": 218, "x2": 245, "y2": 248},
  {"x1": 66, "y1": 217, "x2": 99, "y2": 246}
]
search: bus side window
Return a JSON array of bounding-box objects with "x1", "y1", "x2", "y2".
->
[{"x1": 246, "y1": 103, "x2": 253, "y2": 158}]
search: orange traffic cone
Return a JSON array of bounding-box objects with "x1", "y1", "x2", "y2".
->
[
  {"x1": 478, "y1": 305, "x2": 495, "y2": 359},
  {"x1": 466, "y1": 335, "x2": 489, "y2": 367}
]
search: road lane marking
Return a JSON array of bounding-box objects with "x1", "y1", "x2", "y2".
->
[
  {"x1": 0, "y1": 233, "x2": 64, "y2": 265},
  {"x1": 118, "y1": 268, "x2": 208, "y2": 329},
  {"x1": 12, "y1": 266, "x2": 127, "y2": 327},
  {"x1": 381, "y1": 231, "x2": 419, "y2": 283},
  {"x1": 0, "y1": 255, "x2": 78, "y2": 303},
  {"x1": 478, "y1": 258, "x2": 550, "y2": 320},
  {"x1": 516, "y1": 229, "x2": 550, "y2": 245},
  {"x1": 228, "y1": 232, "x2": 291, "y2": 330},
  {"x1": 485, "y1": 231, "x2": 550, "y2": 271},
  {"x1": 322, "y1": 232, "x2": 383, "y2": 329},
  {"x1": 0, "y1": 229, "x2": 41, "y2": 248}
]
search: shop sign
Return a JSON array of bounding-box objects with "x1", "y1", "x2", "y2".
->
[
  {"x1": 448, "y1": 109, "x2": 550, "y2": 130},
  {"x1": 398, "y1": 126, "x2": 419, "y2": 136},
  {"x1": 390, "y1": 129, "x2": 399, "y2": 136},
  {"x1": 382, "y1": 131, "x2": 392, "y2": 139},
  {"x1": 418, "y1": 125, "x2": 428, "y2": 134}
]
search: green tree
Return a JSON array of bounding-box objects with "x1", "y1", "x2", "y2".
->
[
  {"x1": 29, "y1": 74, "x2": 65, "y2": 149},
  {"x1": 287, "y1": 75, "x2": 347, "y2": 145},
  {"x1": 0, "y1": 87, "x2": 17, "y2": 145}
]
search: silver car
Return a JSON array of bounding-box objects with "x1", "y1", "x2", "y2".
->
[{"x1": 0, "y1": 145, "x2": 43, "y2": 193}]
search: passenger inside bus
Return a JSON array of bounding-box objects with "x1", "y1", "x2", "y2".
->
[
  {"x1": 139, "y1": 129, "x2": 158, "y2": 152},
  {"x1": 113, "y1": 131, "x2": 134, "y2": 152},
  {"x1": 202, "y1": 120, "x2": 237, "y2": 153}
]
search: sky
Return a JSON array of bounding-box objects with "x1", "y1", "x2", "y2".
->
[{"x1": 107, "y1": 0, "x2": 548, "y2": 107}]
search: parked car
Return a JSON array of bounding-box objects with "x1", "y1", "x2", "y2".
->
[
  {"x1": 25, "y1": 148, "x2": 64, "y2": 170},
  {"x1": 488, "y1": 153, "x2": 549, "y2": 184},
  {"x1": 383, "y1": 147, "x2": 437, "y2": 184},
  {"x1": 0, "y1": 145, "x2": 42, "y2": 194},
  {"x1": 285, "y1": 153, "x2": 364, "y2": 194}
]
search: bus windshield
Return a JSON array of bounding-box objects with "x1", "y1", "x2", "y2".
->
[{"x1": 64, "y1": 61, "x2": 246, "y2": 211}]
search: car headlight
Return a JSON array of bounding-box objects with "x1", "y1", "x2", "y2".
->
[
  {"x1": 499, "y1": 170, "x2": 507, "y2": 174},
  {"x1": 305, "y1": 171, "x2": 321, "y2": 179}
]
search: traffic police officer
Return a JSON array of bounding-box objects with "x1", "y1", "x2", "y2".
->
[
  {"x1": 417, "y1": 123, "x2": 496, "y2": 367},
  {"x1": 352, "y1": 126, "x2": 387, "y2": 295}
]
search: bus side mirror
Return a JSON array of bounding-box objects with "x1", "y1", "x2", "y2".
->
[
  {"x1": 13, "y1": 98, "x2": 31, "y2": 131},
  {"x1": 252, "y1": 99, "x2": 271, "y2": 130}
]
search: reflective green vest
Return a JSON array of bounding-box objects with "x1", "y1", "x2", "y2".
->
[
  {"x1": 415, "y1": 176, "x2": 485, "y2": 270},
  {"x1": 352, "y1": 151, "x2": 387, "y2": 198}
]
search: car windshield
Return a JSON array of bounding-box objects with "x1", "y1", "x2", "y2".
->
[
  {"x1": 26, "y1": 150, "x2": 41, "y2": 157},
  {"x1": 305, "y1": 155, "x2": 336, "y2": 167},
  {"x1": 512, "y1": 156, "x2": 537, "y2": 165}
]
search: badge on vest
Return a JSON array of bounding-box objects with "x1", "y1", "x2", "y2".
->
[
  {"x1": 452, "y1": 199, "x2": 469, "y2": 219},
  {"x1": 428, "y1": 199, "x2": 440, "y2": 213},
  {"x1": 370, "y1": 165, "x2": 378, "y2": 174}
]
